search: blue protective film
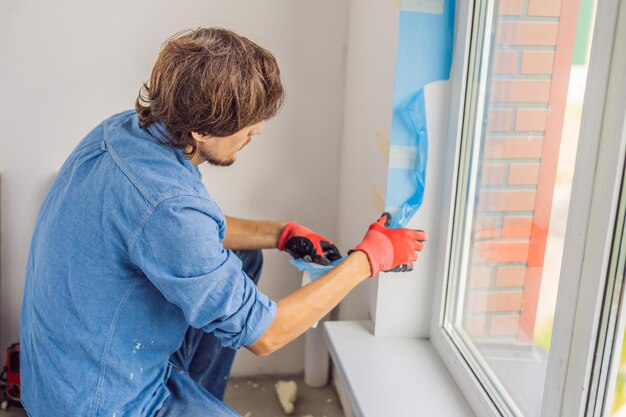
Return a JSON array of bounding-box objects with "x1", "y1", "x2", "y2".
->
[
  {"x1": 386, "y1": 1, "x2": 455, "y2": 228},
  {"x1": 289, "y1": 258, "x2": 346, "y2": 281},
  {"x1": 389, "y1": 89, "x2": 428, "y2": 226}
]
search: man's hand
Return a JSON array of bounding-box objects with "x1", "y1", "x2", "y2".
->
[
  {"x1": 351, "y1": 213, "x2": 427, "y2": 277},
  {"x1": 278, "y1": 222, "x2": 342, "y2": 266}
]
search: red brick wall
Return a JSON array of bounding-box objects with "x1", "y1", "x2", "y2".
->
[{"x1": 463, "y1": 0, "x2": 579, "y2": 342}]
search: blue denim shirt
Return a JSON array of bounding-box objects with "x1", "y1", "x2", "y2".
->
[{"x1": 20, "y1": 110, "x2": 277, "y2": 417}]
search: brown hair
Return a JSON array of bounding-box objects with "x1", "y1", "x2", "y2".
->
[{"x1": 136, "y1": 27, "x2": 285, "y2": 156}]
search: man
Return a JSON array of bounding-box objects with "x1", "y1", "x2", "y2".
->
[{"x1": 20, "y1": 28, "x2": 426, "y2": 416}]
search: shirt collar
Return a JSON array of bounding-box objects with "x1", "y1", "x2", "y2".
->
[
  {"x1": 144, "y1": 120, "x2": 202, "y2": 179},
  {"x1": 145, "y1": 120, "x2": 169, "y2": 142}
]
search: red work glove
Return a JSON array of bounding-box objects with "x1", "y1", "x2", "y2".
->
[
  {"x1": 278, "y1": 222, "x2": 342, "y2": 266},
  {"x1": 352, "y1": 213, "x2": 427, "y2": 277}
]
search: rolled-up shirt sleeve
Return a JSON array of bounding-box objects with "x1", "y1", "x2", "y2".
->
[{"x1": 129, "y1": 195, "x2": 276, "y2": 349}]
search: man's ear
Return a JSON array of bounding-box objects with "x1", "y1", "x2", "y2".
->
[{"x1": 191, "y1": 132, "x2": 209, "y2": 143}]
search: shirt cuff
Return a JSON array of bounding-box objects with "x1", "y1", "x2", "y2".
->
[
  {"x1": 222, "y1": 289, "x2": 277, "y2": 350},
  {"x1": 242, "y1": 292, "x2": 277, "y2": 348}
]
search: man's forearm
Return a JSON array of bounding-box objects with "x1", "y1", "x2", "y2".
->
[
  {"x1": 223, "y1": 216, "x2": 288, "y2": 250},
  {"x1": 247, "y1": 251, "x2": 371, "y2": 356}
]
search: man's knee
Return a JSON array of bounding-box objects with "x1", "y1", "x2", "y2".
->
[{"x1": 233, "y1": 249, "x2": 263, "y2": 285}]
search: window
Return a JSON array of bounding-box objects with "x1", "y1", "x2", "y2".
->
[
  {"x1": 430, "y1": 0, "x2": 626, "y2": 416},
  {"x1": 445, "y1": 0, "x2": 595, "y2": 415}
]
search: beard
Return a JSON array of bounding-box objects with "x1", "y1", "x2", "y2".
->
[
  {"x1": 196, "y1": 137, "x2": 250, "y2": 167},
  {"x1": 199, "y1": 149, "x2": 236, "y2": 167}
]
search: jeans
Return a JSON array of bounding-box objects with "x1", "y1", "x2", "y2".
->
[{"x1": 155, "y1": 249, "x2": 263, "y2": 417}]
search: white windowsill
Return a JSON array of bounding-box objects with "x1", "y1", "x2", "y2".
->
[{"x1": 323, "y1": 320, "x2": 475, "y2": 417}]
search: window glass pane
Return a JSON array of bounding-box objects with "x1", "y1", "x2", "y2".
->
[{"x1": 446, "y1": 0, "x2": 597, "y2": 415}]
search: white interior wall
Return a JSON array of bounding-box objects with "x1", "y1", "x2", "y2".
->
[
  {"x1": 0, "y1": 0, "x2": 348, "y2": 376},
  {"x1": 336, "y1": 0, "x2": 400, "y2": 321}
]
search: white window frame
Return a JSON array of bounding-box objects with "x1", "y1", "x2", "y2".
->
[
  {"x1": 429, "y1": 0, "x2": 626, "y2": 416},
  {"x1": 589, "y1": 154, "x2": 626, "y2": 417}
]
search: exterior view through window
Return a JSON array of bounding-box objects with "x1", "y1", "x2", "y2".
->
[{"x1": 445, "y1": 0, "x2": 597, "y2": 415}]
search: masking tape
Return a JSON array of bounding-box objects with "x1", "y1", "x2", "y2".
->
[
  {"x1": 376, "y1": 131, "x2": 390, "y2": 161},
  {"x1": 390, "y1": 0, "x2": 444, "y2": 14},
  {"x1": 370, "y1": 185, "x2": 386, "y2": 214},
  {"x1": 389, "y1": 145, "x2": 418, "y2": 170}
]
